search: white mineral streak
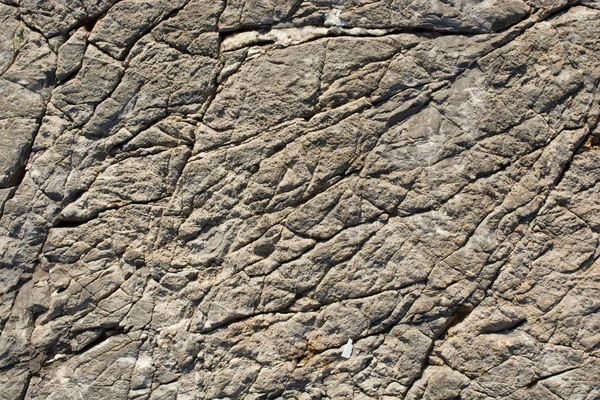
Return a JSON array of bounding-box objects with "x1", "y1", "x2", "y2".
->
[
  {"x1": 221, "y1": 26, "x2": 394, "y2": 52},
  {"x1": 324, "y1": 9, "x2": 344, "y2": 27}
]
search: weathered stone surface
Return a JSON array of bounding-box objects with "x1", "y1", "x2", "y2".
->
[{"x1": 1, "y1": 0, "x2": 599, "y2": 399}]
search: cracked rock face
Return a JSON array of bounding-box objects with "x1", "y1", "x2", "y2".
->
[{"x1": 1, "y1": 0, "x2": 600, "y2": 399}]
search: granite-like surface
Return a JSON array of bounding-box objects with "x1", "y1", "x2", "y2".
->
[{"x1": 1, "y1": 0, "x2": 600, "y2": 398}]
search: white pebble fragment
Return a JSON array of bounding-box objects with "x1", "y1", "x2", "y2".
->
[{"x1": 341, "y1": 338, "x2": 353, "y2": 359}]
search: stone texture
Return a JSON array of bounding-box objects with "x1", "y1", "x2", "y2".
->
[{"x1": 0, "y1": 0, "x2": 599, "y2": 399}]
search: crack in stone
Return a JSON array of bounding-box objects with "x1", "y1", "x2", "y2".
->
[{"x1": 1, "y1": 0, "x2": 599, "y2": 398}]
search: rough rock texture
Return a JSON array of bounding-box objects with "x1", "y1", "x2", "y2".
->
[{"x1": 1, "y1": 0, "x2": 600, "y2": 399}]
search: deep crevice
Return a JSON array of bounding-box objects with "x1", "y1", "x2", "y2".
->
[{"x1": 70, "y1": 326, "x2": 125, "y2": 355}]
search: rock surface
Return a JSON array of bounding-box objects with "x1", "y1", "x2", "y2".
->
[{"x1": 1, "y1": 0, "x2": 600, "y2": 399}]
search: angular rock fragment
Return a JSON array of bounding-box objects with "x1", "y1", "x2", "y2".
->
[{"x1": 341, "y1": 338, "x2": 353, "y2": 359}]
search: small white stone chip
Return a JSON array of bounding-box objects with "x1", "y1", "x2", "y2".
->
[{"x1": 341, "y1": 338, "x2": 353, "y2": 359}]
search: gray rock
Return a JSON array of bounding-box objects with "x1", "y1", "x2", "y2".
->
[
  {"x1": 1, "y1": 0, "x2": 599, "y2": 399},
  {"x1": 56, "y1": 28, "x2": 88, "y2": 83}
]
